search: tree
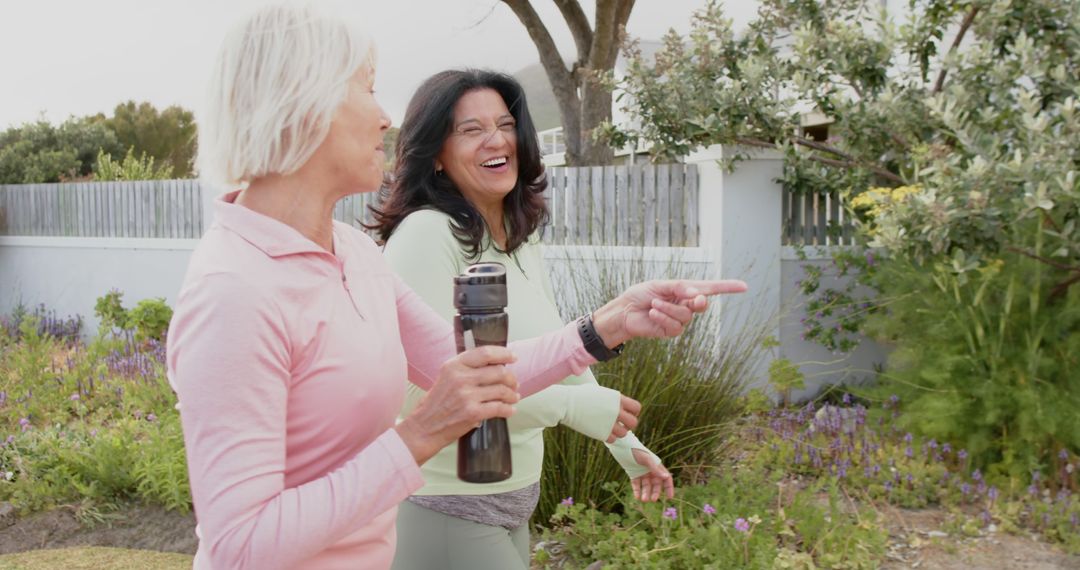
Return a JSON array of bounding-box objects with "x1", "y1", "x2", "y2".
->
[
  {"x1": 502, "y1": 0, "x2": 635, "y2": 165},
  {"x1": 0, "y1": 117, "x2": 123, "y2": 183},
  {"x1": 105, "y1": 101, "x2": 197, "y2": 178},
  {"x1": 607, "y1": 0, "x2": 1080, "y2": 479}
]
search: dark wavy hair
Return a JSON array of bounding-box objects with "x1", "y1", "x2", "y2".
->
[{"x1": 367, "y1": 69, "x2": 548, "y2": 259}]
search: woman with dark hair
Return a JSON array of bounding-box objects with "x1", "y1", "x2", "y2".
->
[{"x1": 373, "y1": 69, "x2": 678, "y2": 570}]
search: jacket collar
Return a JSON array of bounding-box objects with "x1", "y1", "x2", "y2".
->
[{"x1": 213, "y1": 190, "x2": 335, "y2": 258}]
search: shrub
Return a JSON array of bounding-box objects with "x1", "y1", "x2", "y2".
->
[
  {"x1": 93, "y1": 290, "x2": 173, "y2": 342},
  {"x1": 536, "y1": 250, "x2": 771, "y2": 524}
]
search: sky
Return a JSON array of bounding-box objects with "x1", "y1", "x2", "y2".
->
[{"x1": 0, "y1": 0, "x2": 761, "y2": 131}]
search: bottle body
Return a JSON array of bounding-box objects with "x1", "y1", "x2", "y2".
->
[
  {"x1": 453, "y1": 262, "x2": 512, "y2": 483},
  {"x1": 454, "y1": 311, "x2": 512, "y2": 483}
]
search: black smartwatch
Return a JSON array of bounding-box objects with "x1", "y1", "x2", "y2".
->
[{"x1": 576, "y1": 313, "x2": 624, "y2": 362}]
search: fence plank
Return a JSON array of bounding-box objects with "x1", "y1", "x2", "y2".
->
[
  {"x1": 574, "y1": 167, "x2": 588, "y2": 245},
  {"x1": 828, "y1": 191, "x2": 840, "y2": 246},
  {"x1": 670, "y1": 165, "x2": 685, "y2": 246},
  {"x1": 615, "y1": 166, "x2": 629, "y2": 246},
  {"x1": 602, "y1": 166, "x2": 616, "y2": 245},
  {"x1": 643, "y1": 165, "x2": 656, "y2": 247},
  {"x1": 548, "y1": 168, "x2": 562, "y2": 245},
  {"x1": 628, "y1": 165, "x2": 643, "y2": 246},
  {"x1": 656, "y1": 164, "x2": 670, "y2": 247},
  {"x1": 686, "y1": 164, "x2": 699, "y2": 247},
  {"x1": 590, "y1": 166, "x2": 603, "y2": 245},
  {"x1": 815, "y1": 192, "x2": 827, "y2": 246}
]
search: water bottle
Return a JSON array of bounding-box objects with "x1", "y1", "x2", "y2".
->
[{"x1": 453, "y1": 262, "x2": 512, "y2": 483}]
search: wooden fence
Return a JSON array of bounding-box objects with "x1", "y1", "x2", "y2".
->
[
  {"x1": 0, "y1": 180, "x2": 203, "y2": 239},
  {"x1": 781, "y1": 187, "x2": 856, "y2": 247},
  {"x1": 1, "y1": 165, "x2": 701, "y2": 246},
  {"x1": 543, "y1": 164, "x2": 699, "y2": 247}
]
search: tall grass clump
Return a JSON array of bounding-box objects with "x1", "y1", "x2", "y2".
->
[{"x1": 535, "y1": 248, "x2": 772, "y2": 523}]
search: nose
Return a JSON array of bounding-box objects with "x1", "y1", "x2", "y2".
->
[{"x1": 480, "y1": 126, "x2": 510, "y2": 150}]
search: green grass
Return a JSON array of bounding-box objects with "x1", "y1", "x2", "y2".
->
[{"x1": 0, "y1": 547, "x2": 192, "y2": 570}]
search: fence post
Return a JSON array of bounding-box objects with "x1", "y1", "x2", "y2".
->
[{"x1": 684, "y1": 145, "x2": 784, "y2": 386}]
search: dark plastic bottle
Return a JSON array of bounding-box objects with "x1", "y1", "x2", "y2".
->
[{"x1": 453, "y1": 262, "x2": 512, "y2": 483}]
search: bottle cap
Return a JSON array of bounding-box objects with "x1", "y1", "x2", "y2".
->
[{"x1": 454, "y1": 262, "x2": 507, "y2": 311}]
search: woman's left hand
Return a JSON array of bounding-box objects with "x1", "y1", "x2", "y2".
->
[
  {"x1": 630, "y1": 448, "x2": 674, "y2": 502},
  {"x1": 592, "y1": 279, "x2": 749, "y2": 348}
]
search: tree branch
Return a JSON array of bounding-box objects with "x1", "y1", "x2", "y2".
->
[
  {"x1": 1007, "y1": 246, "x2": 1079, "y2": 272},
  {"x1": 932, "y1": 6, "x2": 980, "y2": 95},
  {"x1": 588, "y1": 0, "x2": 622, "y2": 71},
  {"x1": 553, "y1": 0, "x2": 593, "y2": 64},
  {"x1": 735, "y1": 136, "x2": 906, "y2": 184},
  {"x1": 500, "y1": 0, "x2": 579, "y2": 109},
  {"x1": 1050, "y1": 271, "x2": 1080, "y2": 301}
]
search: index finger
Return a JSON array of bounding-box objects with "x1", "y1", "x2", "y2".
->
[
  {"x1": 670, "y1": 279, "x2": 748, "y2": 298},
  {"x1": 457, "y1": 345, "x2": 517, "y2": 368}
]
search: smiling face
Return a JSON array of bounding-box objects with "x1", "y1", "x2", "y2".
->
[{"x1": 436, "y1": 88, "x2": 519, "y2": 211}]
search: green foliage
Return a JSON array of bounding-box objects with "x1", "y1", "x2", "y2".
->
[
  {"x1": 104, "y1": 101, "x2": 197, "y2": 178},
  {"x1": 93, "y1": 147, "x2": 174, "y2": 181},
  {"x1": 0, "y1": 117, "x2": 123, "y2": 183},
  {"x1": 94, "y1": 290, "x2": 129, "y2": 331},
  {"x1": 862, "y1": 254, "x2": 1080, "y2": 483},
  {"x1": 749, "y1": 397, "x2": 1080, "y2": 552},
  {"x1": 0, "y1": 306, "x2": 189, "y2": 516},
  {"x1": 609, "y1": 0, "x2": 1080, "y2": 483},
  {"x1": 536, "y1": 251, "x2": 770, "y2": 524},
  {"x1": 93, "y1": 290, "x2": 173, "y2": 342},
  {"x1": 793, "y1": 247, "x2": 881, "y2": 353},
  {"x1": 538, "y1": 468, "x2": 887, "y2": 569}
]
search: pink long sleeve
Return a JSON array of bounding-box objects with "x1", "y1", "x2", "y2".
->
[
  {"x1": 391, "y1": 272, "x2": 596, "y2": 398},
  {"x1": 167, "y1": 193, "x2": 598, "y2": 569}
]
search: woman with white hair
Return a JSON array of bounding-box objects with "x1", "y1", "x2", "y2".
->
[{"x1": 166, "y1": 2, "x2": 748, "y2": 568}]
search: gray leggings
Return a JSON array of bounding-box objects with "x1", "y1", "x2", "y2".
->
[{"x1": 391, "y1": 500, "x2": 530, "y2": 570}]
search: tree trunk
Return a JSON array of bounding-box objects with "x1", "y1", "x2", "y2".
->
[{"x1": 503, "y1": 0, "x2": 635, "y2": 166}]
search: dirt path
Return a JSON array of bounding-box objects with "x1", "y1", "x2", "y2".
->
[
  {"x1": 0, "y1": 503, "x2": 196, "y2": 556},
  {"x1": 879, "y1": 508, "x2": 1080, "y2": 569}
]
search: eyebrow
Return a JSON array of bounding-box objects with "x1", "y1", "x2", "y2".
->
[{"x1": 455, "y1": 114, "x2": 515, "y2": 129}]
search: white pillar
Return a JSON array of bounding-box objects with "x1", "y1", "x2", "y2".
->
[{"x1": 685, "y1": 145, "x2": 784, "y2": 387}]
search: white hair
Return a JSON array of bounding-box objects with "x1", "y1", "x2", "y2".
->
[{"x1": 196, "y1": 1, "x2": 375, "y2": 187}]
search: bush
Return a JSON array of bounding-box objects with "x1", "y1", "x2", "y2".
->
[
  {"x1": 0, "y1": 306, "x2": 188, "y2": 517},
  {"x1": 535, "y1": 251, "x2": 771, "y2": 524},
  {"x1": 93, "y1": 290, "x2": 173, "y2": 343},
  {"x1": 538, "y1": 468, "x2": 887, "y2": 569},
  {"x1": 861, "y1": 253, "x2": 1080, "y2": 484}
]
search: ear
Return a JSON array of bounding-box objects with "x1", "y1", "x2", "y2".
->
[{"x1": 435, "y1": 160, "x2": 443, "y2": 173}]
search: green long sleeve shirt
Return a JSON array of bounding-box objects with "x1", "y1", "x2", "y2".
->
[{"x1": 383, "y1": 209, "x2": 659, "y2": 495}]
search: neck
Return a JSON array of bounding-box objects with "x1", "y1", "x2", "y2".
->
[
  {"x1": 475, "y1": 200, "x2": 506, "y2": 250},
  {"x1": 238, "y1": 169, "x2": 340, "y2": 252}
]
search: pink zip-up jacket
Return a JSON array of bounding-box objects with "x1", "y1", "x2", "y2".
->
[{"x1": 166, "y1": 191, "x2": 596, "y2": 569}]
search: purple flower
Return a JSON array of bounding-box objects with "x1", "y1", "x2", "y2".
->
[
  {"x1": 734, "y1": 517, "x2": 750, "y2": 532},
  {"x1": 842, "y1": 393, "x2": 851, "y2": 405},
  {"x1": 4, "y1": 435, "x2": 12, "y2": 445},
  {"x1": 988, "y1": 487, "x2": 999, "y2": 501},
  {"x1": 703, "y1": 504, "x2": 716, "y2": 515},
  {"x1": 958, "y1": 449, "x2": 968, "y2": 460},
  {"x1": 663, "y1": 507, "x2": 678, "y2": 520},
  {"x1": 961, "y1": 483, "x2": 972, "y2": 496},
  {"x1": 972, "y1": 469, "x2": 982, "y2": 482},
  {"x1": 1028, "y1": 484, "x2": 1039, "y2": 497},
  {"x1": 89, "y1": 429, "x2": 98, "y2": 438},
  {"x1": 560, "y1": 497, "x2": 574, "y2": 506},
  {"x1": 1060, "y1": 449, "x2": 1070, "y2": 461},
  {"x1": 942, "y1": 443, "x2": 952, "y2": 454},
  {"x1": 69, "y1": 393, "x2": 80, "y2": 401},
  {"x1": 903, "y1": 432, "x2": 913, "y2": 443},
  {"x1": 866, "y1": 252, "x2": 876, "y2": 266},
  {"x1": 146, "y1": 413, "x2": 157, "y2": 422}
]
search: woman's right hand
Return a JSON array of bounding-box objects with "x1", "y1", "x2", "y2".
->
[
  {"x1": 394, "y1": 346, "x2": 521, "y2": 465},
  {"x1": 606, "y1": 395, "x2": 641, "y2": 443}
]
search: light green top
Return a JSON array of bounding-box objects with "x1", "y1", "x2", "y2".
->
[{"x1": 383, "y1": 209, "x2": 659, "y2": 495}]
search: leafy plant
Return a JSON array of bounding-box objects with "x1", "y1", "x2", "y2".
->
[{"x1": 536, "y1": 250, "x2": 771, "y2": 524}]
